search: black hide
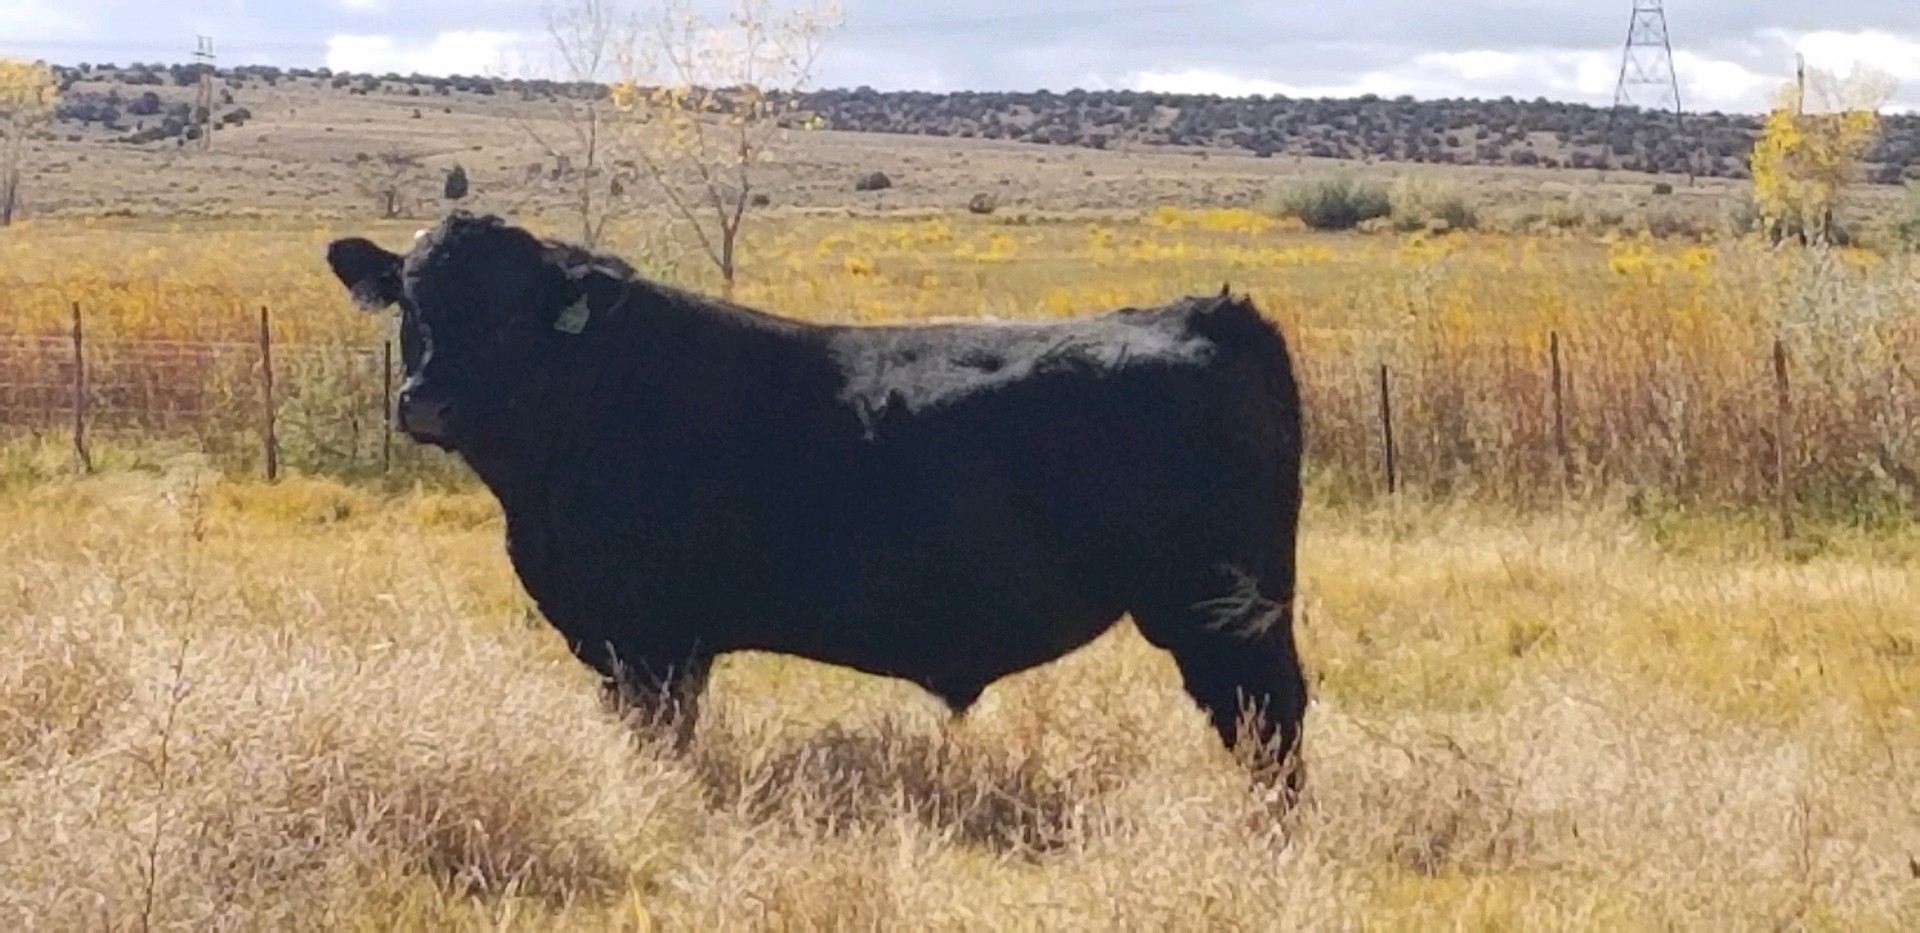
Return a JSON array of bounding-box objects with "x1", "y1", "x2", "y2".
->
[{"x1": 326, "y1": 211, "x2": 1312, "y2": 793}]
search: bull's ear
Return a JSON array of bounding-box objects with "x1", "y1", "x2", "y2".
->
[{"x1": 326, "y1": 238, "x2": 403, "y2": 311}]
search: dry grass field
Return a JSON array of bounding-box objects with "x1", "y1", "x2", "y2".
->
[
  {"x1": 3, "y1": 469, "x2": 1917, "y2": 930},
  {"x1": 17, "y1": 66, "x2": 1783, "y2": 224},
  {"x1": 4, "y1": 75, "x2": 1920, "y2": 930}
]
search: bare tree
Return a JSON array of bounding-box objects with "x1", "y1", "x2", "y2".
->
[
  {"x1": 513, "y1": 0, "x2": 640, "y2": 247},
  {"x1": 353, "y1": 146, "x2": 431, "y2": 219},
  {"x1": 611, "y1": 0, "x2": 842, "y2": 297},
  {"x1": 0, "y1": 58, "x2": 57, "y2": 227}
]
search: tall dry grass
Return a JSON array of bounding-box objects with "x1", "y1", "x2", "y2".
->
[
  {"x1": 2, "y1": 467, "x2": 1916, "y2": 928},
  {"x1": 3, "y1": 211, "x2": 1915, "y2": 517}
]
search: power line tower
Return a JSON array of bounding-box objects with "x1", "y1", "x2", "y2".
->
[
  {"x1": 192, "y1": 35, "x2": 216, "y2": 150},
  {"x1": 1609, "y1": 0, "x2": 1683, "y2": 129}
]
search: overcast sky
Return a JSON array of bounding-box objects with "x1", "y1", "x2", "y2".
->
[{"x1": 7, "y1": 1, "x2": 1919, "y2": 114}]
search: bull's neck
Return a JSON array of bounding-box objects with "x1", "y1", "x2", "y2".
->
[
  {"x1": 448, "y1": 281, "x2": 813, "y2": 513},
  {"x1": 447, "y1": 279, "x2": 668, "y2": 513}
]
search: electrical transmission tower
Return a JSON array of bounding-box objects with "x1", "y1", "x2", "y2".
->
[
  {"x1": 192, "y1": 35, "x2": 216, "y2": 150},
  {"x1": 1609, "y1": 0, "x2": 1683, "y2": 128}
]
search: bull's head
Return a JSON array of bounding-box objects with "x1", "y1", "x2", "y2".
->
[{"x1": 324, "y1": 211, "x2": 622, "y2": 454}]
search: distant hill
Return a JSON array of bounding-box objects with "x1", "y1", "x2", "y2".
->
[
  {"x1": 38, "y1": 61, "x2": 1920, "y2": 184},
  {"x1": 790, "y1": 88, "x2": 1920, "y2": 183}
]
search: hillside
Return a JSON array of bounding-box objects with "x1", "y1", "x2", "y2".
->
[
  {"x1": 798, "y1": 86, "x2": 1920, "y2": 182},
  {"x1": 35, "y1": 61, "x2": 1920, "y2": 184},
  {"x1": 5, "y1": 59, "x2": 1908, "y2": 231}
]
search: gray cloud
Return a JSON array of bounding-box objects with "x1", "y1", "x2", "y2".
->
[{"x1": 7, "y1": 0, "x2": 1918, "y2": 111}]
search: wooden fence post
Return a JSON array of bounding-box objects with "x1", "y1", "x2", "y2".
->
[
  {"x1": 70, "y1": 301, "x2": 92, "y2": 474},
  {"x1": 1377, "y1": 361, "x2": 1398, "y2": 496},
  {"x1": 381, "y1": 336, "x2": 394, "y2": 473},
  {"x1": 1772, "y1": 336, "x2": 1794, "y2": 541},
  {"x1": 1549, "y1": 331, "x2": 1570, "y2": 495},
  {"x1": 259, "y1": 306, "x2": 279, "y2": 483}
]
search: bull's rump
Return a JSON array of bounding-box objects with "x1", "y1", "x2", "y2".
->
[{"x1": 775, "y1": 297, "x2": 1299, "y2": 677}]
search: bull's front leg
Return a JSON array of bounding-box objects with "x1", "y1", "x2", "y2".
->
[
  {"x1": 569, "y1": 635, "x2": 713, "y2": 751},
  {"x1": 610, "y1": 647, "x2": 713, "y2": 752}
]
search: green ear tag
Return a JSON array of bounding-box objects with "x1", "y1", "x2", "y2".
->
[{"x1": 554, "y1": 296, "x2": 592, "y2": 335}]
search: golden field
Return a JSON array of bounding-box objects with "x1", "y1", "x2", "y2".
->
[{"x1": 2, "y1": 203, "x2": 1919, "y2": 930}]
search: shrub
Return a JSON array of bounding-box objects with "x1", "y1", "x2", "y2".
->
[
  {"x1": 854, "y1": 171, "x2": 892, "y2": 192},
  {"x1": 1641, "y1": 203, "x2": 1710, "y2": 240},
  {"x1": 1542, "y1": 199, "x2": 1584, "y2": 230},
  {"x1": 1887, "y1": 183, "x2": 1920, "y2": 252},
  {"x1": 442, "y1": 164, "x2": 468, "y2": 201},
  {"x1": 1387, "y1": 177, "x2": 1478, "y2": 232},
  {"x1": 1265, "y1": 174, "x2": 1391, "y2": 230},
  {"x1": 967, "y1": 193, "x2": 997, "y2": 215},
  {"x1": 1722, "y1": 191, "x2": 1762, "y2": 238}
]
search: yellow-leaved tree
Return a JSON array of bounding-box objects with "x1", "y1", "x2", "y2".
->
[
  {"x1": 0, "y1": 58, "x2": 58, "y2": 227},
  {"x1": 610, "y1": 0, "x2": 842, "y2": 298},
  {"x1": 1749, "y1": 63, "x2": 1896, "y2": 246}
]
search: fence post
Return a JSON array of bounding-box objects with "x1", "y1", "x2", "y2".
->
[
  {"x1": 1549, "y1": 331, "x2": 1570, "y2": 496},
  {"x1": 70, "y1": 301, "x2": 92, "y2": 475},
  {"x1": 259, "y1": 306, "x2": 279, "y2": 483},
  {"x1": 1377, "y1": 361, "x2": 1398, "y2": 496},
  {"x1": 381, "y1": 336, "x2": 394, "y2": 473},
  {"x1": 1772, "y1": 336, "x2": 1794, "y2": 541}
]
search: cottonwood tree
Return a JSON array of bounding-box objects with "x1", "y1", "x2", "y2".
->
[
  {"x1": 1750, "y1": 63, "x2": 1897, "y2": 246},
  {"x1": 610, "y1": 0, "x2": 842, "y2": 297},
  {"x1": 0, "y1": 58, "x2": 57, "y2": 227}
]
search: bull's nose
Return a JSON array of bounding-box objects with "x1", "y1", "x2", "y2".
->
[{"x1": 396, "y1": 389, "x2": 453, "y2": 441}]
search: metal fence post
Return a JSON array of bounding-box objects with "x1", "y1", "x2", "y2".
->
[
  {"x1": 259, "y1": 306, "x2": 279, "y2": 482},
  {"x1": 71, "y1": 302, "x2": 92, "y2": 474}
]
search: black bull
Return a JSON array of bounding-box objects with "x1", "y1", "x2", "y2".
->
[{"x1": 326, "y1": 212, "x2": 1312, "y2": 793}]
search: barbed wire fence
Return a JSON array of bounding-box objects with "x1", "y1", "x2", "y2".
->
[
  {"x1": 5, "y1": 303, "x2": 1918, "y2": 541},
  {"x1": 0, "y1": 305, "x2": 403, "y2": 481}
]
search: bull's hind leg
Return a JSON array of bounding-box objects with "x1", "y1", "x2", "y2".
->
[{"x1": 1134, "y1": 565, "x2": 1309, "y2": 803}]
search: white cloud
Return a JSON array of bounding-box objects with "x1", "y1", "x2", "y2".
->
[
  {"x1": 1131, "y1": 49, "x2": 1617, "y2": 104},
  {"x1": 1790, "y1": 29, "x2": 1920, "y2": 82},
  {"x1": 1129, "y1": 68, "x2": 1268, "y2": 97},
  {"x1": 325, "y1": 31, "x2": 535, "y2": 78},
  {"x1": 818, "y1": 46, "x2": 954, "y2": 92},
  {"x1": 3, "y1": 0, "x2": 89, "y2": 39},
  {"x1": 1673, "y1": 53, "x2": 1775, "y2": 112},
  {"x1": 1131, "y1": 35, "x2": 1919, "y2": 115},
  {"x1": 1422, "y1": 49, "x2": 1527, "y2": 83},
  {"x1": 336, "y1": 0, "x2": 385, "y2": 11}
]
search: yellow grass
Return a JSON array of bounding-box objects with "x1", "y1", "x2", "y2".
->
[{"x1": 3, "y1": 467, "x2": 1917, "y2": 929}]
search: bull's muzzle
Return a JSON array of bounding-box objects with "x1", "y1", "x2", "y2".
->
[{"x1": 395, "y1": 386, "x2": 454, "y2": 444}]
